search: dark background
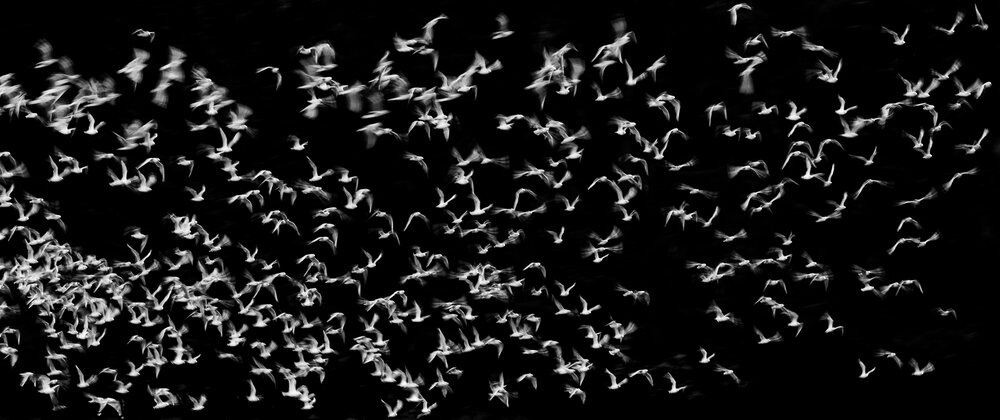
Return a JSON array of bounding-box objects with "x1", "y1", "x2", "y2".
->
[{"x1": 1, "y1": 0, "x2": 997, "y2": 418}]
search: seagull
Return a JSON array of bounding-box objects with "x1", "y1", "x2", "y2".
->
[
  {"x1": 256, "y1": 66, "x2": 282, "y2": 90},
  {"x1": 820, "y1": 312, "x2": 845, "y2": 334},
  {"x1": 972, "y1": 4, "x2": 988, "y2": 31},
  {"x1": 714, "y1": 365, "x2": 741, "y2": 385},
  {"x1": 873, "y1": 350, "x2": 903, "y2": 369},
  {"x1": 698, "y1": 347, "x2": 715, "y2": 364},
  {"x1": 492, "y1": 13, "x2": 514, "y2": 39},
  {"x1": 932, "y1": 11, "x2": 965, "y2": 36},
  {"x1": 881, "y1": 25, "x2": 910, "y2": 45},
  {"x1": 664, "y1": 372, "x2": 687, "y2": 393},
  {"x1": 728, "y1": 3, "x2": 752, "y2": 26},
  {"x1": 909, "y1": 359, "x2": 935, "y2": 376},
  {"x1": 858, "y1": 359, "x2": 877, "y2": 378},
  {"x1": 132, "y1": 29, "x2": 156, "y2": 42}
]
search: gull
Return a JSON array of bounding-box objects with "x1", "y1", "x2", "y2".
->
[
  {"x1": 564, "y1": 385, "x2": 586, "y2": 404},
  {"x1": 74, "y1": 366, "x2": 99, "y2": 389},
  {"x1": 215, "y1": 127, "x2": 242, "y2": 154},
  {"x1": 876, "y1": 349, "x2": 903, "y2": 368},
  {"x1": 785, "y1": 100, "x2": 807, "y2": 121},
  {"x1": 819, "y1": 312, "x2": 845, "y2": 334},
  {"x1": 664, "y1": 372, "x2": 687, "y2": 393},
  {"x1": 118, "y1": 48, "x2": 150, "y2": 88},
  {"x1": 715, "y1": 229, "x2": 747, "y2": 243},
  {"x1": 492, "y1": 13, "x2": 514, "y2": 39},
  {"x1": 404, "y1": 212, "x2": 429, "y2": 231},
  {"x1": 858, "y1": 360, "x2": 877, "y2": 379},
  {"x1": 881, "y1": 25, "x2": 910, "y2": 45},
  {"x1": 743, "y1": 128, "x2": 762, "y2": 141},
  {"x1": 666, "y1": 156, "x2": 698, "y2": 171},
  {"x1": 853, "y1": 178, "x2": 889, "y2": 199},
  {"x1": 590, "y1": 176, "x2": 639, "y2": 205},
  {"x1": 954, "y1": 128, "x2": 988, "y2": 154},
  {"x1": 707, "y1": 301, "x2": 738, "y2": 324},
  {"x1": 729, "y1": 160, "x2": 770, "y2": 179},
  {"x1": 715, "y1": 365, "x2": 741, "y2": 385},
  {"x1": 936, "y1": 307, "x2": 958, "y2": 319},
  {"x1": 834, "y1": 95, "x2": 858, "y2": 116},
  {"x1": 888, "y1": 237, "x2": 918, "y2": 255},
  {"x1": 801, "y1": 40, "x2": 838, "y2": 58},
  {"x1": 256, "y1": 66, "x2": 282, "y2": 91},
  {"x1": 755, "y1": 327, "x2": 782, "y2": 344},
  {"x1": 895, "y1": 189, "x2": 937, "y2": 207},
  {"x1": 848, "y1": 146, "x2": 878, "y2": 166},
  {"x1": 47, "y1": 156, "x2": 72, "y2": 183},
  {"x1": 744, "y1": 33, "x2": 769, "y2": 50},
  {"x1": 787, "y1": 121, "x2": 812, "y2": 137},
  {"x1": 435, "y1": 187, "x2": 456, "y2": 209},
  {"x1": 342, "y1": 186, "x2": 373, "y2": 211},
  {"x1": 677, "y1": 183, "x2": 718, "y2": 200},
  {"x1": 553, "y1": 279, "x2": 578, "y2": 297},
  {"x1": 811, "y1": 59, "x2": 843, "y2": 83},
  {"x1": 943, "y1": 168, "x2": 978, "y2": 191},
  {"x1": 825, "y1": 192, "x2": 849, "y2": 213},
  {"x1": 914, "y1": 231, "x2": 940, "y2": 248},
  {"x1": 917, "y1": 136, "x2": 935, "y2": 159},
  {"x1": 623, "y1": 58, "x2": 648, "y2": 86},
  {"x1": 932, "y1": 59, "x2": 963, "y2": 81},
  {"x1": 932, "y1": 11, "x2": 965, "y2": 35},
  {"x1": 954, "y1": 77, "x2": 990, "y2": 98},
  {"x1": 468, "y1": 190, "x2": 494, "y2": 216},
  {"x1": 897, "y1": 216, "x2": 922, "y2": 232},
  {"x1": 754, "y1": 101, "x2": 779, "y2": 115},
  {"x1": 85, "y1": 394, "x2": 122, "y2": 417},
  {"x1": 728, "y1": 3, "x2": 752, "y2": 26},
  {"x1": 771, "y1": 26, "x2": 807, "y2": 38},
  {"x1": 133, "y1": 29, "x2": 155, "y2": 42},
  {"x1": 605, "y1": 369, "x2": 629, "y2": 390},
  {"x1": 383, "y1": 399, "x2": 404, "y2": 418},
  {"x1": 546, "y1": 226, "x2": 566, "y2": 244},
  {"x1": 579, "y1": 296, "x2": 602, "y2": 316},
  {"x1": 84, "y1": 113, "x2": 105, "y2": 135},
  {"x1": 616, "y1": 285, "x2": 650, "y2": 304},
  {"x1": 972, "y1": 4, "x2": 988, "y2": 30},
  {"x1": 706, "y1": 102, "x2": 727, "y2": 126},
  {"x1": 189, "y1": 394, "x2": 207, "y2": 411},
  {"x1": 403, "y1": 152, "x2": 429, "y2": 175},
  {"x1": 909, "y1": 359, "x2": 935, "y2": 376},
  {"x1": 763, "y1": 279, "x2": 788, "y2": 294}
]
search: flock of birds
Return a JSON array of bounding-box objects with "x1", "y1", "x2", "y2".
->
[{"x1": 0, "y1": 3, "x2": 992, "y2": 418}]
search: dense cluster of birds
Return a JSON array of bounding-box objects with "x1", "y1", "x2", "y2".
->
[{"x1": 0, "y1": 3, "x2": 992, "y2": 418}]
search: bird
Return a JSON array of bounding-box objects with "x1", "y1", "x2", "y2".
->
[
  {"x1": 714, "y1": 365, "x2": 741, "y2": 385},
  {"x1": 932, "y1": 11, "x2": 965, "y2": 35},
  {"x1": 728, "y1": 3, "x2": 752, "y2": 26},
  {"x1": 909, "y1": 359, "x2": 935, "y2": 376},
  {"x1": 132, "y1": 29, "x2": 156, "y2": 42},
  {"x1": 858, "y1": 360, "x2": 876, "y2": 378},
  {"x1": 881, "y1": 25, "x2": 910, "y2": 45},
  {"x1": 256, "y1": 66, "x2": 282, "y2": 90},
  {"x1": 492, "y1": 13, "x2": 514, "y2": 39},
  {"x1": 820, "y1": 312, "x2": 845, "y2": 334},
  {"x1": 972, "y1": 4, "x2": 989, "y2": 31}
]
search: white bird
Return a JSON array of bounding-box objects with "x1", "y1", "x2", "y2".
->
[
  {"x1": 728, "y1": 3, "x2": 752, "y2": 26},
  {"x1": 881, "y1": 24, "x2": 910, "y2": 45},
  {"x1": 932, "y1": 11, "x2": 965, "y2": 36},
  {"x1": 820, "y1": 312, "x2": 845, "y2": 334},
  {"x1": 256, "y1": 66, "x2": 282, "y2": 91},
  {"x1": 972, "y1": 4, "x2": 988, "y2": 31},
  {"x1": 909, "y1": 359, "x2": 935, "y2": 376},
  {"x1": 858, "y1": 359, "x2": 876, "y2": 378}
]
